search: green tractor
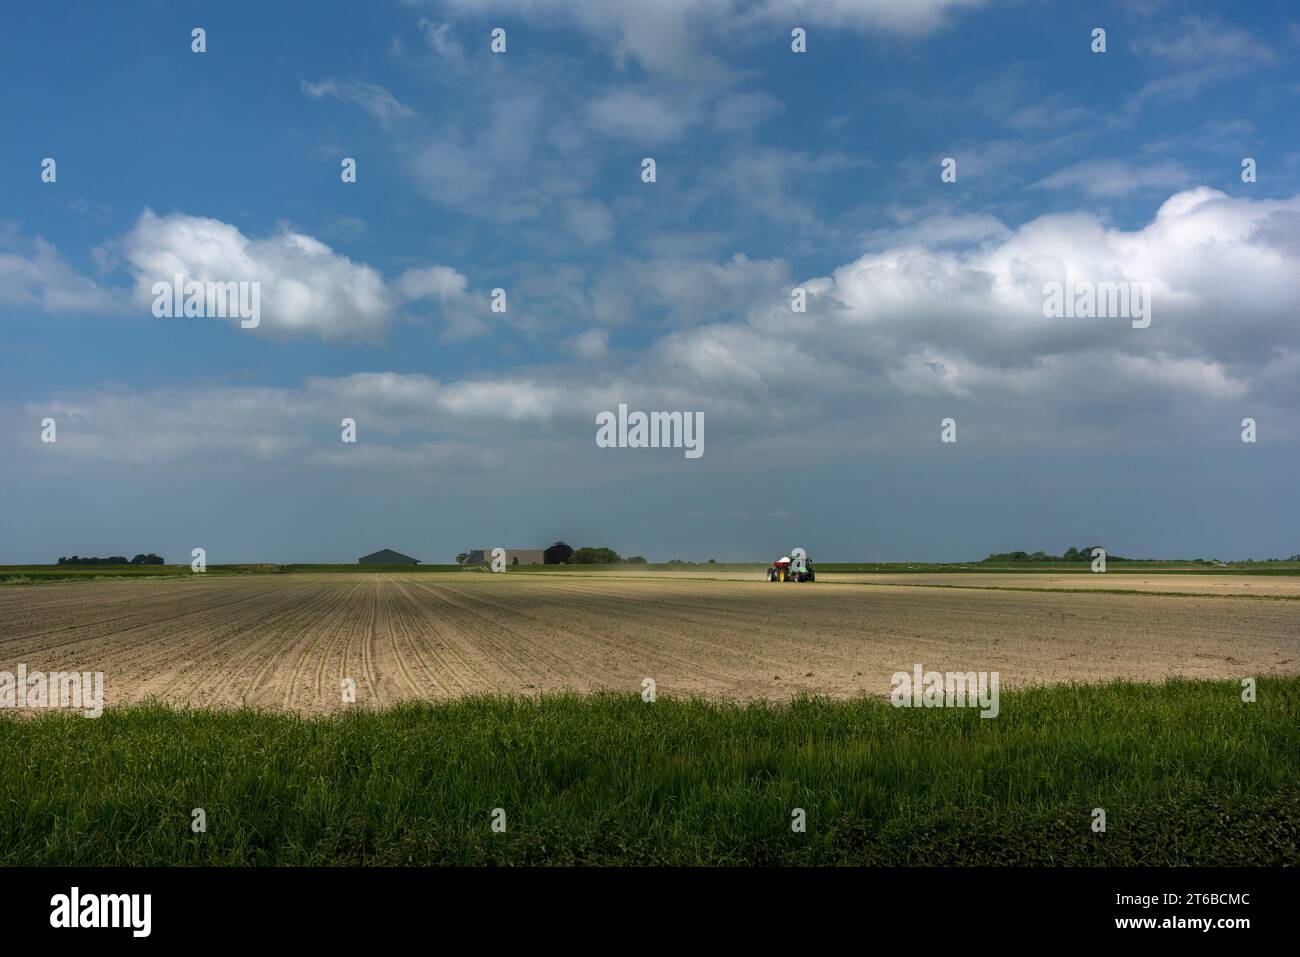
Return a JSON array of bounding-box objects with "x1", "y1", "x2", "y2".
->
[{"x1": 767, "y1": 549, "x2": 815, "y2": 582}]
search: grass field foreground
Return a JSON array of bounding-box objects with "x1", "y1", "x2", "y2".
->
[{"x1": 1, "y1": 678, "x2": 1295, "y2": 865}]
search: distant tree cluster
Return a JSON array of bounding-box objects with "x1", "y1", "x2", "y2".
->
[
  {"x1": 544, "y1": 542, "x2": 646, "y2": 564},
  {"x1": 984, "y1": 550, "x2": 1298, "y2": 565},
  {"x1": 981, "y1": 546, "x2": 1126, "y2": 563},
  {"x1": 57, "y1": 554, "x2": 164, "y2": 565},
  {"x1": 569, "y1": 546, "x2": 622, "y2": 564}
]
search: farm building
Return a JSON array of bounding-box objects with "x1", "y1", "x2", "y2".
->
[
  {"x1": 358, "y1": 549, "x2": 420, "y2": 565},
  {"x1": 465, "y1": 548, "x2": 545, "y2": 566}
]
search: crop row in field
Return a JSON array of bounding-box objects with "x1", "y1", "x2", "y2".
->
[{"x1": 3, "y1": 573, "x2": 1297, "y2": 710}]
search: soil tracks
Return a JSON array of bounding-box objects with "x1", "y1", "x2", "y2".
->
[{"x1": 0, "y1": 573, "x2": 1295, "y2": 712}]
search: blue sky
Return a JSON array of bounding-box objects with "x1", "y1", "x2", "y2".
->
[{"x1": 2, "y1": 0, "x2": 1298, "y2": 563}]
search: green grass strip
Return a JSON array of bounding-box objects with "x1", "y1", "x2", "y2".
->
[{"x1": 1, "y1": 678, "x2": 1295, "y2": 865}]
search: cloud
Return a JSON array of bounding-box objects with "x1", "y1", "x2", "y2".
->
[
  {"x1": 318, "y1": 216, "x2": 369, "y2": 244},
  {"x1": 591, "y1": 253, "x2": 791, "y2": 327},
  {"x1": 436, "y1": 0, "x2": 983, "y2": 81},
  {"x1": 566, "y1": 328, "x2": 611, "y2": 360},
  {"x1": 16, "y1": 188, "x2": 1300, "y2": 473},
  {"x1": 1112, "y1": 353, "x2": 1246, "y2": 401},
  {"x1": 712, "y1": 91, "x2": 784, "y2": 133},
  {"x1": 396, "y1": 264, "x2": 470, "y2": 301},
  {"x1": 403, "y1": 88, "x2": 561, "y2": 222},
  {"x1": 706, "y1": 148, "x2": 863, "y2": 227},
  {"x1": 16, "y1": 372, "x2": 580, "y2": 470},
  {"x1": 563, "y1": 198, "x2": 617, "y2": 245},
  {"x1": 0, "y1": 231, "x2": 117, "y2": 313},
  {"x1": 417, "y1": 18, "x2": 464, "y2": 62},
  {"x1": 440, "y1": 0, "x2": 733, "y2": 81},
  {"x1": 1031, "y1": 159, "x2": 1194, "y2": 197},
  {"x1": 587, "y1": 88, "x2": 701, "y2": 143},
  {"x1": 1123, "y1": 18, "x2": 1274, "y2": 115},
  {"x1": 396, "y1": 263, "x2": 491, "y2": 338},
  {"x1": 749, "y1": 0, "x2": 985, "y2": 33},
  {"x1": 300, "y1": 79, "x2": 415, "y2": 127},
  {"x1": 862, "y1": 213, "x2": 1009, "y2": 248},
  {"x1": 119, "y1": 210, "x2": 475, "y2": 342},
  {"x1": 1002, "y1": 99, "x2": 1089, "y2": 132},
  {"x1": 1139, "y1": 17, "x2": 1274, "y2": 66},
  {"x1": 387, "y1": 3, "x2": 932, "y2": 247},
  {"x1": 811, "y1": 187, "x2": 1300, "y2": 378}
]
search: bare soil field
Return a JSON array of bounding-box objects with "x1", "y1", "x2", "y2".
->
[
  {"x1": 825, "y1": 572, "x2": 1300, "y2": 596},
  {"x1": 1, "y1": 573, "x2": 1295, "y2": 712},
  {"x1": 556, "y1": 568, "x2": 1300, "y2": 597}
]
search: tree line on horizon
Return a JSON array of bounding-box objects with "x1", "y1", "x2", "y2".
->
[
  {"x1": 535, "y1": 542, "x2": 651, "y2": 565},
  {"x1": 458, "y1": 542, "x2": 1300, "y2": 566},
  {"x1": 983, "y1": 547, "x2": 1297, "y2": 563},
  {"x1": 56, "y1": 554, "x2": 165, "y2": 566},
  {"x1": 454, "y1": 543, "x2": 648, "y2": 566},
  {"x1": 981, "y1": 546, "x2": 1119, "y2": 563}
]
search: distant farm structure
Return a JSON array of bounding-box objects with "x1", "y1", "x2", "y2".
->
[
  {"x1": 464, "y1": 548, "x2": 545, "y2": 567},
  {"x1": 358, "y1": 549, "x2": 420, "y2": 565}
]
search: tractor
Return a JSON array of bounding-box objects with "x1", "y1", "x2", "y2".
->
[{"x1": 767, "y1": 550, "x2": 815, "y2": 582}]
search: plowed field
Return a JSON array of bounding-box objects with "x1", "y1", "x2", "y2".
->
[{"x1": 1, "y1": 572, "x2": 1295, "y2": 712}]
